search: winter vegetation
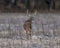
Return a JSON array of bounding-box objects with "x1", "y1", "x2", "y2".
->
[
  {"x1": 0, "y1": 0, "x2": 60, "y2": 12},
  {"x1": 0, "y1": 13, "x2": 59, "y2": 48}
]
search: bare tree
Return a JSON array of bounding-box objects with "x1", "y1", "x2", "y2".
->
[
  {"x1": 53, "y1": 21, "x2": 58, "y2": 36},
  {"x1": 7, "y1": 19, "x2": 11, "y2": 38},
  {"x1": 41, "y1": 22, "x2": 45, "y2": 35}
]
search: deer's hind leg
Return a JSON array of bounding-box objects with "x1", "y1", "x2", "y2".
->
[
  {"x1": 26, "y1": 31, "x2": 32, "y2": 40},
  {"x1": 29, "y1": 29, "x2": 32, "y2": 40},
  {"x1": 26, "y1": 30, "x2": 29, "y2": 40}
]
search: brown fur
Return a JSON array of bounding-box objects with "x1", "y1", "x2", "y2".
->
[{"x1": 23, "y1": 17, "x2": 33, "y2": 39}]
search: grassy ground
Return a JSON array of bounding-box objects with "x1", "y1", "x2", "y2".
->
[{"x1": 0, "y1": 13, "x2": 60, "y2": 48}]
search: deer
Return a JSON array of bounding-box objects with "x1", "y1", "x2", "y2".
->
[{"x1": 23, "y1": 17, "x2": 33, "y2": 40}]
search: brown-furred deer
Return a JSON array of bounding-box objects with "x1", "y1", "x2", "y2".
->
[{"x1": 23, "y1": 17, "x2": 33, "y2": 40}]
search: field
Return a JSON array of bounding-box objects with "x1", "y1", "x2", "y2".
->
[{"x1": 0, "y1": 13, "x2": 60, "y2": 48}]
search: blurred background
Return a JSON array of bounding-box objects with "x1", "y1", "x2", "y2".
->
[{"x1": 0, "y1": 0, "x2": 60, "y2": 12}]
